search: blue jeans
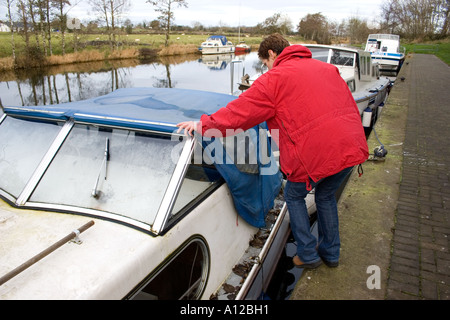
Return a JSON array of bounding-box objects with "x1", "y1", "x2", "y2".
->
[{"x1": 284, "y1": 167, "x2": 353, "y2": 264}]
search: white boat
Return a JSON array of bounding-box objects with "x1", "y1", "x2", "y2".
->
[
  {"x1": 199, "y1": 35, "x2": 235, "y2": 55},
  {"x1": 240, "y1": 45, "x2": 392, "y2": 128},
  {"x1": 364, "y1": 34, "x2": 405, "y2": 73},
  {"x1": 304, "y1": 44, "x2": 392, "y2": 123},
  {"x1": 0, "y1": 87, "x2": 315, "y2": 300}
]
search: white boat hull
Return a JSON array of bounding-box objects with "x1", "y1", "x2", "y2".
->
[
  {"x1": 0, "y1": 184, "x2": 258, "y2": 300},
  {"x1": 365, "y1": 34, "x2": 405, "y2": 72},
  {"x1": 201, "y1": 46, "x2": 235, "y2": 55},
  {"x1": 0, "y1": 87, "x2": 286, "y2": 301}
]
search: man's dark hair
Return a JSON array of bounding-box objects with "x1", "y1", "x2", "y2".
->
[{"x1": 258, "y1": 33, "x2": 291, "y2": 59}]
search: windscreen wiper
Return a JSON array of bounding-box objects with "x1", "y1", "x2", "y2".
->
[{"x1": 91, "y1": 137, "x2": 110, "y2": 199}]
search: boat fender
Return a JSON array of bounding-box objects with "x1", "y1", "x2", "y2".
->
[
  {"x1": 362, "y1": 107, "x2": 372, "y2": 128},
  {"x1": 377, "y1": 102, "x2": 384, "y2": 117},
  {"x1": 372, "y1": 127, "x2": 388, "y2": 158},
  {"x1": 374, "y1": 145, "x2": 388, "y2": 158}
]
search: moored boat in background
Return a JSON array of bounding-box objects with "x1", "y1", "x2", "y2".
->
[
  {"x1": 239, "y1": 44, "x2": 392, "y2": 130},
  {"x1": 235, "y1": 42, "x2": 251, "y2": 54},
  {"x1": 304, "y1": 44, "x2": 392, "y2": 123},
  {"x1": 199, "y1": 35, "x2": 235, "y2": 55},
  {"x1": 364, "y1": 34, "x2": 405, "y2": 74}
]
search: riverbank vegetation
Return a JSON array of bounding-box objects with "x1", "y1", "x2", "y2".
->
[
  {"x1": 0, "y1": 0, "x2": 448, "y2": 71},
  {"x1": 0, "y1": 32, "x2": 267, "y2": 71},
  {"x1": 403, "y1": 41, "x2": 450, "y2": 64}
]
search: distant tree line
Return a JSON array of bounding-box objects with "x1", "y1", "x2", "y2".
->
[
  {"x1": 297, "y1": 0, "x2": 449, "y2": 44},
  {"x1": 1, "y1": 0, "x2": 449, "y2": 64}
]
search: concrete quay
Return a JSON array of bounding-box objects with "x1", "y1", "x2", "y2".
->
[{"x1": 290, "y1": 53, "x2": 450, "y2": 300}]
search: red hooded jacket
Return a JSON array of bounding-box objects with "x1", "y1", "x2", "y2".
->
[{"x1": 199, "y1": 45, "x2": 369, "y2": 186}]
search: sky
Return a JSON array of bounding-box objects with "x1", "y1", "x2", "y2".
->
[{"x1": 1, "y1": 0, "x2": 386, "y2": 28}]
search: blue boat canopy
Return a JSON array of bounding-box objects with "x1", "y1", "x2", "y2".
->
[
  {"x1": 208, "y1": 35, "x2": 229, "y2": 46},
  {"x1": 3, "y1": 87, "x2": 236, "y2": 133}
]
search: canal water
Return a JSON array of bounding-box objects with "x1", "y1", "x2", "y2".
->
[{"x1": 0, "y1": 52, "x2": 264, "y2": 108}]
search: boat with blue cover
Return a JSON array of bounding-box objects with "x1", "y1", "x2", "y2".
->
[
  {"x1": 199, "y1": 35, "x2": 235, "y2": 55},
  {"x1": 0, "y1": 87, "x2": 315, "y2": 300}
]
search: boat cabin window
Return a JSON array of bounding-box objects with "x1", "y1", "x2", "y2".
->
[
  {"x1": 170, "y1": 145, "x2": 223, "y2": 219},
  {"x1": 308, "y1": 47, "x2": 330, "y2": 63},
  {"x1": 29, "y1": 123, "x2": 183, "y2": 226},
  {"x1": 0, "y1": 116, "x2": 62, "y2": 198},
  {"x1": 360, "y1": 55, "x2": 372, "y2": 76},
  {"x1": 130, "y1": 238, "x2": 209, "y2": 300},
  {"x1": 330, "y1": 50, "x2": 354, "y2": 67}
]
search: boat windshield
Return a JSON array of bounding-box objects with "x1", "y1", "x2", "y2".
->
[
  {"x1": 330, "y1": 50, "x2": 355, "y2": 67},
  {"x1": 0, "y1": 116, "x2": 63, "y2": 198},
  {"x1": 308, "y1": 47, "x2": 330, "y2": 63},
  {"x1": 308, "y1": 47, "x2": 355, "y2": 67},
  {"x1": 29, "y1": 123, "x2": 184, "y2": 226}
]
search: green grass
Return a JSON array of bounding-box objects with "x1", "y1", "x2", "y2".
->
[
  {"x1": 403, "y1": 41, "x2": 450, "y2": 65},
  {"x1": 0, "y1": 32, "x2": 264, "y2": 58},
  {"x1": 2, "y1": 31, "x2": 449, "y2": 65}
]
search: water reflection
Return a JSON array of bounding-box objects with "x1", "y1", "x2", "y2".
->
[{"x1": 0, "y1": 52, "x2": 264, "y2": 108}]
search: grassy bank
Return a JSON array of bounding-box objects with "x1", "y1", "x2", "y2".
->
[
  {"x1": 403, "y1": 40, "x2": 450, "y2": 65},
  {"x1": 0, "y1": 32, "x2": 266, "y2": 71},
  {"x1": 2, "y1": 31, "x2": 447, "y2": 71}
]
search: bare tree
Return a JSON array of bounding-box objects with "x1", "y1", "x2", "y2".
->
[
  {"x1": 27, "y1": 0, "x2": 42, "y2": 50},
  {"x1": 347, "y1": 16, "x2": 370, "y2": 45},
  {"x1": 437, "y1": 0, "x2": 449, "y2": 36},
  {"x1": 257, "y1": 12, "x2": 293, "y2": 35},
  {"x1": 44, "y1": 0, "x2": 52, "y2": 55},
  {"x1": 35, "y1": 0, "x2": 49, "y2": 56},
  {"x1": 4, "y1": 0, "x2": 17, "y2": 63},
  {"x1": 380, "y1": 0, "x2": 449, "y2": 39},
  {"x1": 17, "y1": 0, "x2": 31, "y2": 48},
  {"x1": 52, "y1": 0, "x2": 71, "y2": 55},
  {"x1": 147, "y1": 0, "x2": 188, "y2": 47},
  {"x1": 89, "y1": 0, "x2": 130, "y2": 50},
  {"x1": 297, "y1": 13, "x2": 331, "y2": 44}
]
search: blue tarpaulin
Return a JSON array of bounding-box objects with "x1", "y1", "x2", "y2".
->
[
  {"x1": 199, "y1": 124, "x2": 282, "y2": 228},
  {"x1": 207, "y1": 35, "x2": 229, "y2": 46}
]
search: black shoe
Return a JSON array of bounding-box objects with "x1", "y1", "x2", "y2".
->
[
  {"x1": 322, "y1": 259, "x2": 339, "y2": 268},
  {"x1": 293, "y1": 256, "x2": 323, "y2": 269}
]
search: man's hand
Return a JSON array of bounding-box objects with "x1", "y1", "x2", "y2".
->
[{"x1": 176, "y1": 121, "x2": 198, "y2": 137}]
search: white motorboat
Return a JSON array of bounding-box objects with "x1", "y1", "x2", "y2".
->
[
  {"x1": 199, "y1": 35, "x2": 235, "y2": 55},
  {"x1": 239, "y1": 45, "x2": 392, "y2": 129},
  {"x1": 364, "y1": 34, "x2": 406, "y2": 73},
  {"x1": 304, "y1": 44, "x2": 392, "y2": 124},
  {"x1": 0, "y1": 87, "x2": 315, "y2": 300}
]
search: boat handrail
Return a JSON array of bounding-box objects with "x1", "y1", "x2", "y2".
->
[
  {"x1": 368, "y1": 34, "x2": 400, "y2": 41},
  {"x1": 0, "y1": 220, "x2": 94, "y2": 286}
]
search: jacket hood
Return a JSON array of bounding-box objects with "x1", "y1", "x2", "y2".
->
[{"x1": 273, "y1": 45, "x2": 312, "y2": 68}]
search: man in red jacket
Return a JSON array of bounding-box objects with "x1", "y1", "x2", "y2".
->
[{"x1": 177, "y1": 34, "x2": 368, "y2": 269}]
